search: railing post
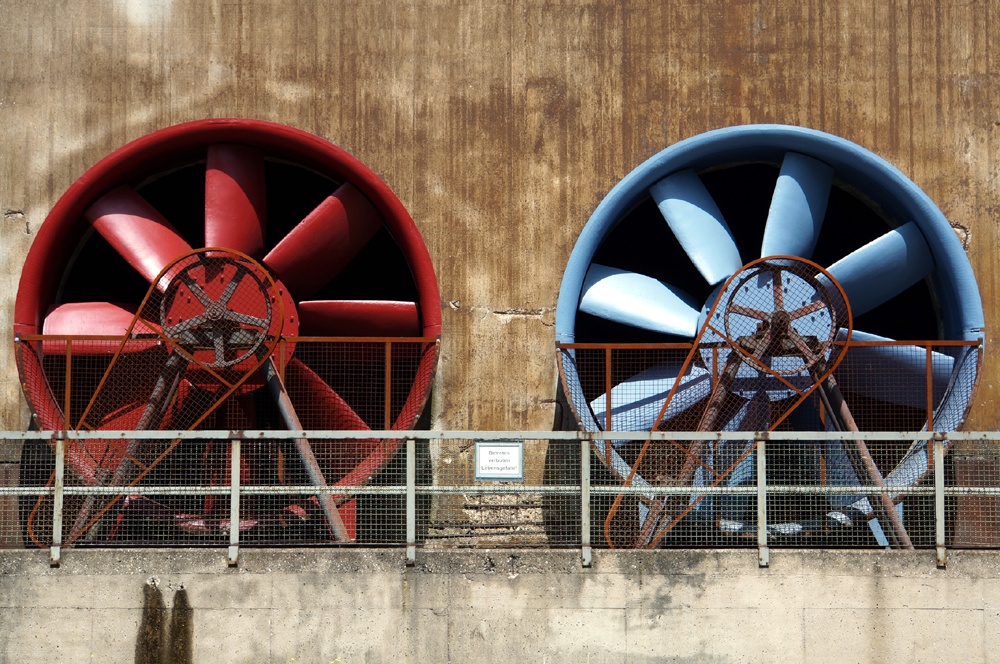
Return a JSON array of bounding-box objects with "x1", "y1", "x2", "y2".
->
[
  {"x1": 228, "y1": 437, "x2": 241, "y2": 567},
  {"x1": 50, "y1": 433, "x2": 65, "y2": 567},
  {"x1": 581, "y1": 436, "x2": 592, "y2": 568},
  {"x1": 406, "y1": 438, "x2": 416, "y2": 566},
  {"x1": 934, "y1": 435, "x2": 946, "y2": 569},
  {"x1": 756, "y1": 436, "x2": 769, "y2": 568}
]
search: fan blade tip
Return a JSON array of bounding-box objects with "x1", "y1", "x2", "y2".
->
[
  {"x1": 263, "y1": 186, "x2": 382, "y2": 300},
  {"x1": 298, "y1": 300, "x2": 421, "y2": 337},
  {"x1": 86, "y1": 187, "x2": 191, "y2": 283},
  {"x1": 761, "y1": 152, "x2": 834, "y2": 258},
  {"x1": 205, "y1": 144, "x2": 267, "y2": 255},
  {"x1": 827, "y1": 222, "x2": 933, "y2": 316},
  {"x1": 581, "y1": 266, "x2": 700, "y2": 337},
  {"x1": 650, "y1": 171, "x2": 742, "y2": 285}
]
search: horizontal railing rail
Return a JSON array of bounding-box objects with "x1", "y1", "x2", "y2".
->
[{"x1": 2, "y1": 430, "x2": 999, "y2": 570}]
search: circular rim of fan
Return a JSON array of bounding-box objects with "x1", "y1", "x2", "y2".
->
[
  {"x1": 555, "y1": 123, "x2": 982, "y2": 348},
  {"x1": 14, "y1": 118, "x2": 441, "y2": 500},
  {"x1": 15, "y1": 117, "x2": 441, "y2": 340},
  {"x1": 555, "y1": 124, "x2": 985, "y2": 545}
]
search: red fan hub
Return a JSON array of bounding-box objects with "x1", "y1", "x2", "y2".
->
[{"x1": 156, "y1": 250, "x2": 299, "y2": 391}]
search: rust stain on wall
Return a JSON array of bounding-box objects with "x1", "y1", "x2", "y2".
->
[{"x1": 0, "y1": 0, "x2": 997, "y2": 434}]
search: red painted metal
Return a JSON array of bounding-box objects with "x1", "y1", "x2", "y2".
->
[
  {"x1": 15, "y1": 118, "x2": 442, "y2": 338},
  {"x1": 14, "y1": 118, "x2": 441, "y2": 546},
  {"x1": 42, "y1": 302, "x2": 160, "y2": 354},
  {"x1": 298, "y1": 300, "x2": 421, "y2": 337},
  {"x1": 204, "y1": 144, "x2": 267, "y2": 257},
  {"x1": 87, "y1": 186, "x2": 194, "y2": 285},
  {"x1": 263, "y1": 183, "x2": 381, "y2": 300}
]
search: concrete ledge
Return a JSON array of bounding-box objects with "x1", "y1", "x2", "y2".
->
[{"x1": 1, "y1": 548, "x2": 998, "y2": 662}]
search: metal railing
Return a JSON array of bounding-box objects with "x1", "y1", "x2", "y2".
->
[{"x1": 3, "y1": 429, "x2": 1000, "y2": 569}]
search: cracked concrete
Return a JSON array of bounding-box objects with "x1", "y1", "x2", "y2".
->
[{"x1": 2, "y1": 549, "x2": 998, "y2": 662}]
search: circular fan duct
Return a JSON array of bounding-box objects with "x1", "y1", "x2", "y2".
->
[
  {"x1": 15, "y1": 118, "x2": 440, "y2": 545},
  {"x1": 555, "y1": 124, "x2": 983, "y2": 548}
]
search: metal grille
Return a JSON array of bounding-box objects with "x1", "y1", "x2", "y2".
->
[
  {"x1": 12, "y1": 321, "x2": 436, "y2": 549},
  {"x1": 557, "y1": 329, "x2": 981, "y2": 551},
  {"x1": 3, "y1": 272, "x2": 994, "y2": 560},
  {"x1": 427, "y1": 438, "x2": 580, "y2": 548},
  {"x1": 5, "y1": 431, "x2": 1000, "y2": 564}
]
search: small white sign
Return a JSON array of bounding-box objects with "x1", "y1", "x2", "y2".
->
[{"x1": 475, "y1": 441, "x2": 524, "y2": 481}]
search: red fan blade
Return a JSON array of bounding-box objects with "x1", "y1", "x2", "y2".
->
[
  {"x1": 262, "y1": 183, "x2": 381, "y2": 300},
  {"x1": 284, "y1": 358, "x2": 378, "y2": 479},
  {"x1": 42, "y1": 302, "x2": 160, "y2": 355},
  {"x1": 205, "y1": 144, "x2": 267, "y2": 257},
  {"x1": 86, "y1": 185, "x2": 192, "y2": 284},
  {"x1": 298, "y1": 300, "x2": 421, "y2": 337}
]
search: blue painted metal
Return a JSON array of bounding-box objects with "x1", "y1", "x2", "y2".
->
[
  {"x1": 825, "y1": 221, "x2": 934, "y2": 318},
  {"x1": 556, "y1": 124, "x2": 984, "y2": 346},
  {"x1": 834, "y1": 330, "x2": 955, "y2": 409},
  {"x1": 581, "y1": 264, "x2": 701, "y2": 337},
  {"x1": 557, "y1": 124, "x2": 984, "y2": 546},
  {"x1": 649, "y1": 169, "x2": 743, "y2": 286},
  {"x1": 760, "y1": 152, "x2": 834, "y2": 258}
]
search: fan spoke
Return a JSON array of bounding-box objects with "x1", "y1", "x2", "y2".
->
[
  {"x1": 727, "y1": 303, "x2": 770, "y2": 321},
  {"x1": 760, "y1": 152, "x2": 834, "y2": 259},
  {"x1": 86, "y1": 186, "x2": 193, "y2": 285},
  {"x1": 825, "y1": 221, "x2": 933, "y2": 317},
  {"x1": 650, "y1": 169, "x2": 742, "y2": 286},
  {"x1": 263, "y1": 358, "x2": 350, "y2": 542},
  {"x1": 789, "y1": 299, "x2": 828, "y2": 320},
  {"x1": 263, "y1": 183, "x2": 382, "y2": 300},
  {"x1": 580, "y1": 264, "x2": 700, "y2": 337},
  {"x1": 205, "y1": 145, "x2": 267, "y2": 257},
  {"x1": 298, "y1": 300, "x2": 421, "y2": 337}
]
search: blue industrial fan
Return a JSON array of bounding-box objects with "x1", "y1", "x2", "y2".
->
[{"x1": 555, "y1": 125, "x2": 983, "y2": 548}]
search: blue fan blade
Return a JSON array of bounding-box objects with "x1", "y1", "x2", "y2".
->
[
  {"x1": 650, "y1": 170, "x2": 742, "y2": 285},
  {"x1": 760, "y1": 152, "x2": 834, "y2": 259},
  {"x1": 835, "y1": 329, "x2": 955, "y2": 408},
  {"x1": 580, "y1": 264, "x2": 701, "y2": 337},
  {"x1": 825, "y1": 221, "x2": 933, "y2": 317},
  {"x1": 589, "y1": 361, "x2": 712, "y2": 431}
]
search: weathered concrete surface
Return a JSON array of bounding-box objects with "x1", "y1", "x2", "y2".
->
[
  {"x1": 2, "y1": 5, "x2": 999, "y2": 659},
  {"x1": 1, "y1": 0, "x2": 999, "y2": 433},
  {"x1": 1, "y1": 548, "x2": 999, "y2": 662}
]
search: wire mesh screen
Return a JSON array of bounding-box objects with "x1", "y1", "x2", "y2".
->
[
  {"x1": 3, "y1": 439, "x2": 46, "y2": 549},
  {"x1": 11, "y1": 326, "x2": 436, "y2": 548},
  {"x1": 7, "y1": 432, "x2": 1000, "y2": 552},
  {"x1": 67, "y1": 440, "x2": 224, "y2": 547},
  {"x1": 6, "y1": 311, "x2": 996, "y2": 554},
  {"x1": 425, "y1": 439, "x2": 579, "y2": 548},
  {"x1": 950, "y1": 452, "x2": 1000, "y2": 548},
  {"x1": 235, "y1": 436, "x2": 412, "y2": 547},
  {"x1": 557, "y1": 335, "x2": 982, "y2": 550}
]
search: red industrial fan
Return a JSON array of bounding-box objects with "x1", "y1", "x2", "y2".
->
[{"x1": 15, "y1": 118, "x2": 441, "y2": 546}]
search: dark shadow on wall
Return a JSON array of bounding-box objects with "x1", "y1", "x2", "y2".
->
[
  {"x1": 167, "y1": 588, "x2": 193, "y2": 664},
  {"x1": 135, "y1": 579, "x2": 193, "y2": 664},
  {"x1": 135, "y1": 580, "x2": 166, "y2": 664}
]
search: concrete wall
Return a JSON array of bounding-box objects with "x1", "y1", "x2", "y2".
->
[
  {"x1": 2, "y1": 548, "x2": 999, "y2": 663},
  {"x1": 1, "y1": 0, "x2": 998, "y2": 433},
  {"x1": 2, "y1": 3, "x2": 999, "y2": 662}
]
